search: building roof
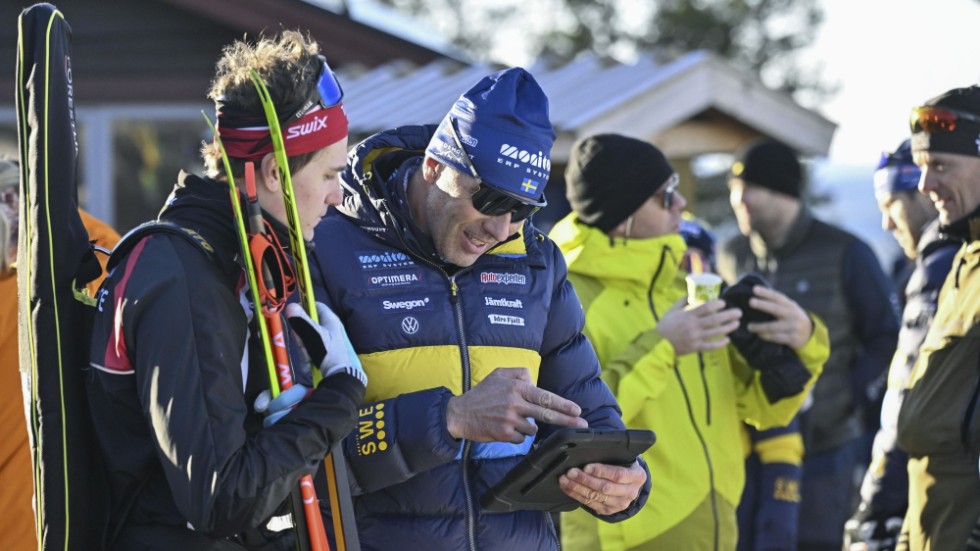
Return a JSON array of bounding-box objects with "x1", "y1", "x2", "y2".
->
[
  {"x1": 340, "y1": 50, "x2": 837, "y2": 160},
  {"x1": 0, "y1": 0, "x2": 450, "y2": 103}
]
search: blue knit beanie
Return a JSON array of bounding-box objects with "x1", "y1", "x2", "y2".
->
[
  {"x1": 873, "y1": 139, "x2": 921, "y2": 195},
  {"x1": 426, "y1": 67, "x2": 557, "y2": 203}
]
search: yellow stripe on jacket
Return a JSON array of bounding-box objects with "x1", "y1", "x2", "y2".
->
[{"x1": 360, "y1": 345, "x2": 542, "y2": 402}]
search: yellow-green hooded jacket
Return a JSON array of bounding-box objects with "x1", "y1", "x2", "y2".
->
[{"x1": 551, "y1": 214, "x2": 828, "y2": 551}]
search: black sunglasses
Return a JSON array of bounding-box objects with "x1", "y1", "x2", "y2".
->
[{"x1": 445, "y1": 117, "x2": 546, "y2": 222}]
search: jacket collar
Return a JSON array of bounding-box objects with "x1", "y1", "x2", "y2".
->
[
  {"x1": 940, "y1": 202, "x2": 980, "y2": 243},
  {"x1": 550, "y1": 213, "x2": 686, "y2": 285}
]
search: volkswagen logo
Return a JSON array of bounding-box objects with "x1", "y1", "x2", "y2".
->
[{"x1": 401, "y1": 316, "x2": 420, "y2": 334}]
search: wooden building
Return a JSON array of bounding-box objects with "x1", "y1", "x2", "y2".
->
[{"x1": 0, "y1": 0, "x2": 835, "y2": 232}]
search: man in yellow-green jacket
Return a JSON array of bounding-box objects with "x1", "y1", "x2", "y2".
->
[{"x1": 550, "y1": 134, "x2": 830, "y2": 551}]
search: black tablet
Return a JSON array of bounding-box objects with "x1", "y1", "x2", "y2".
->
[{"x1": 479, "y1": 428, "x2": 656, "y2": 513}]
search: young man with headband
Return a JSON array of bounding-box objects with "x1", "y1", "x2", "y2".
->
[
  {"x1": 86, "y1": 31, "x2": 365, "y2": 550},
  {"x1": 308, "y1": 68, "x2": 650, "y2": 550},
  {"x1": 897, "y1": 85, "x2": 980, "y2": 551}
]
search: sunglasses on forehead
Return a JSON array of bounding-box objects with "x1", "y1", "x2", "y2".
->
[
  {"x1": 910, "y1": 105, "x2": 980, "y2": 134},
  {"x1": 445, "y1": 117, "x2": 547, "y2": 222}
]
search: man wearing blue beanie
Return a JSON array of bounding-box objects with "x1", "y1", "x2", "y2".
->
[
  {"x1": 843, "y1": 139, "x2": 958, "y2": 551},
  {"x1": 306, "y1": 68, "x2": 650, "y2": 550}
]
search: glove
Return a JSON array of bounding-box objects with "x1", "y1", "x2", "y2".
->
[
  {"x1": 721, "y1": 273, "x2": 811, "y2": 403},
  {"x1": 285, "y1": 302, "x2": 367, "y2": 388},
  {"x1": 254, "y1": 384, "x2": 310, "y2": 428},
  {"x1": 842, "y1": 508, "x2": 903, "y2": 551}
]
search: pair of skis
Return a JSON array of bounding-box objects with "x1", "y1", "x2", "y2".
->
[{"x1": 203, "y1": 71, "x2": 360, "y2": 551}]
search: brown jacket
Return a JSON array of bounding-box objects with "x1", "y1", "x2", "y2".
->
[{"x1": 897, "y1": 218, "x2": 980, "y2": 551}]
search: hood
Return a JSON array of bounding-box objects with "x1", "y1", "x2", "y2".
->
[
  {"x1": 159, "y1": 171, "x2": 300, "y2": 279},
  {"x1": 160, "y1": 172, "x2": 238, "y2": 249},
  {"x1": 549, "y1": 212, "x2": 686, "y2": 286},
  {"x1": 337, "y1": 125, "x2": 436, "y2": 246}
]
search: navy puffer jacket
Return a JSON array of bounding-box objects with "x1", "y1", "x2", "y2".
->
[{"x1": 309, "y1": 125, "x2": 650, "y2": 550}]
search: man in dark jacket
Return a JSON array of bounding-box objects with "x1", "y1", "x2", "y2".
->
[
  {"x1": 843, "y1": 139, "x2": 958, "y2": 551},
  {"x1": 898, "y1": 84, "x2": 980, "y2": 551},
  {"x1": 87, "y1": 32, "x2": 366, "y2": 550},
  {"x1": 717, "y1": 139, "x2": 900, "y2": 551},
  {"x1": 309, "y1": 68, "x2": 650, "y2": 550}
]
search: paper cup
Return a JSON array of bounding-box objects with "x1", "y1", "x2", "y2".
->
[{"x1": 686, "y1": 272, "x2": 723, "y2": 306}]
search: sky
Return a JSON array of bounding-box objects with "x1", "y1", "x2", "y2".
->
[
  {"x1": 811, "y1": 0, "x2": 980, "y2": 165},
  {"x1": 345, "y1": 0, "x2": 979, "y2": 265},
  {"x1": 472, "y1": 0, "x2": 980, "y2": 165}
]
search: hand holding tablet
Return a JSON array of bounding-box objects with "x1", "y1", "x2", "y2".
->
[{"x1": 480, "y1": 428, "x2": 655, "y2": 513}]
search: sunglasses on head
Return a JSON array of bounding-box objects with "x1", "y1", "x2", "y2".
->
[
  {"x1": 285, "y1": 55, "x2": 344, "y2": 123},
  {"x1": 246, "y1": 55, "x2": 344, "y2": 156},
  {"x1": 445, "y1": 117, "x2": 547, "y2": 222},
  {"x1": 657, "y1": 173, "x2": 680, "y2": 210},
  {"x1": 910, "y1": 105, "x2": 980, "y2": 134}
]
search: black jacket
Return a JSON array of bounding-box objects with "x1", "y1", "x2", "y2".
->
[{"x1": 87, "y1": 172, "x2": 363, "y2": 549}]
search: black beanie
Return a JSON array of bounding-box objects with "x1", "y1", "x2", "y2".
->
[
  {"x1": 911, "y1": 85, "x2": 980, "y2": 158},
  {"x1": 730, "y1": 139, "x2": 802, "y2": 198},
  {"x1": 565, "y1": 134, "x2": 674, "y2": 232}
]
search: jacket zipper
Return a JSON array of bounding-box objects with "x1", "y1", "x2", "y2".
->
[
  {"x1": 450, "y1": 277, "x2": 479, "y2": 551},
  {"x1": 646, "y1": 244, "x2": 712, "y2": 424},
  {"x1": 650, "y1": 245, "x2": 718, "y2": 548},
  {"x1": 381, "y1": 211, "x2": 481, "y2": 550},
  {"x1": 699, "y1": 353, "x2": 711, "y2": 425},
  {"x1": 645, "y1": 246, "x2": 671, "y2": 321},
  {"x1": 675, "y1": 368, "x2": 720, "y2": 551}
]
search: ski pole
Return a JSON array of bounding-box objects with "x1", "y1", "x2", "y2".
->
[
  {"x1": 243, "y1": 162, "x2": 331, "y2": 551},
  {"x1": 201, "y1": 115, "x2": 329, "y2": 551},
  {"x1": 249, "y1": 69, "x2": 361, "y2": 551}
]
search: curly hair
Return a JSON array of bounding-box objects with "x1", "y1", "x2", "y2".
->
[{"x1": 201, "y1": 30, "x2": 323, "y2": 178}]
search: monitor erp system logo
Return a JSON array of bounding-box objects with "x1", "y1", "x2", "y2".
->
[
  {"x1": 357, "y1": 249, "x2": 416, "y2": 271},
  {"x1": 497, "y1": 142, "x2": 551, "y2": 182},
  {"x1": 356, "y1": 402, "x2": 388, "y2": 456}
]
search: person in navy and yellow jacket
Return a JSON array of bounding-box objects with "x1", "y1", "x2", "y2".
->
[
  {"x1": 308, "y1": 69, "x2": 650, "y2": 550},
  {"x1": 550, "y1": 134, "x2": 829, "y2": 551}
]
